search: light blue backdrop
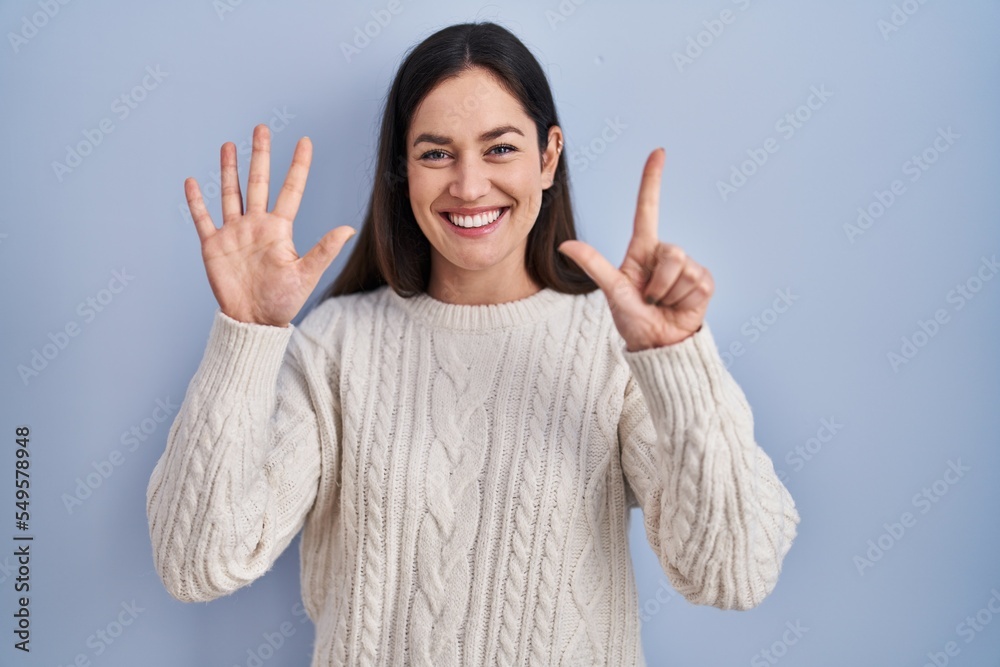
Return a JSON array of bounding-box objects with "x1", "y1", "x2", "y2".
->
[{"x1": 2, "y1": 1, "x2": 998, "y2": 665}]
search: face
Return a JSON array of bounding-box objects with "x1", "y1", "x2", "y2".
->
[{"x1": 406, "y1": 66, "x2": 562, "y2": 299}]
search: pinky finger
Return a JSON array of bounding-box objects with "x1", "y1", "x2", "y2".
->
[{"x1": 185, "y1": 177, "x2": 217, "y2": 243}]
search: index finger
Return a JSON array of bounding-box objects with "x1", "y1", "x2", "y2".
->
[{"x1": 633, "y1": 148, "x2": 665, "y2": 243}]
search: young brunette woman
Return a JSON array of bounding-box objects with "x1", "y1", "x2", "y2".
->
[{"x1": 147, "y1": 21, "x2": 799, "y2": 667}]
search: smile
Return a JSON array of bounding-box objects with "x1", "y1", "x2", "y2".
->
[{"x1": 441, "y1": 207, "x2": 508, "y2": 229}]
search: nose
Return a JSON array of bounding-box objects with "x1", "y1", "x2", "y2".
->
[{"x1": 448, "y1": 156, "x2": 491, "y2": 202}]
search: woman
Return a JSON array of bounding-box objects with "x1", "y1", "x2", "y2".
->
[{"x1": 146, "y1": 21, "x2": 799, "y2": 667}]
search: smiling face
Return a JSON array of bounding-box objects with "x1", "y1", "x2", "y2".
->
[{"x1": 406, "y1": 66, "x2": 562, "y2": 303}]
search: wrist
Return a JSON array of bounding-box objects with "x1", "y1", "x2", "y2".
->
[
  {"x1": 220, "y1": 308, "x2": 290, "y2": 328},
  {"x1": 625, "y1": 324, "x2": 702, "y2": 352}
]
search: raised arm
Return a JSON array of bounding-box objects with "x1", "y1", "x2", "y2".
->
[
  {"x1": 559, "y1": 148, "x2": 798, "y2": 607},
  {"x1": 147, "y1": 124, "x2": 354, "y2": 601},
  {"x1": 146, "y1": 313, "x2": 326, "y2": 602},
  {"x1": 617, "y1": 324, "x2": 799, "y2": 610}
]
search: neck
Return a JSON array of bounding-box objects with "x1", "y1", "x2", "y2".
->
[{"x1": 427, "y1": 262, "x2": 542, "y2": 306}]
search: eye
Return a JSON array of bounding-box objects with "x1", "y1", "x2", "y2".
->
[
  {"x1": 417, "y1": 143, "x2": 517, "y2": 162},
  {"x1": 419, "y1": 149, "x2": 448, "y2": 161},
  {"x1": 489, "y1": 143, "x2": 517, "y2": 156}
]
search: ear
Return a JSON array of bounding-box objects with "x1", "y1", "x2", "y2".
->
[{"x1": 541, "y1": 125, "x2": 563, "y2": 190}]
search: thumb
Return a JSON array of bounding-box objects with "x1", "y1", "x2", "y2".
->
[
  {"x1": 559, "y1": 239, "x2": 643, "y2": 314},
  {"x1": 300, "y1": 226, "x2": 357, "y2": 281},
  {"x1": 558, "y1": 240, "x2": 614, "y2": 286}
]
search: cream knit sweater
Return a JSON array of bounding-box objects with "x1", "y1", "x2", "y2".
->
[{"x1": 146, "y1": 284, "x2": 799, "y2": 666}]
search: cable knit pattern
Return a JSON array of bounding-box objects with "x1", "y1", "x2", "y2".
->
[
  {"x1": 358, "y1": 301, "x2": 400, "y2": 665},
  {"x1": 617, "y1": 324, "x2": 800, "y2": 611},
  {"x1": 536, "y1": 294, "x2": 601, "y2": 666},
  {"x1": 146, "y1": 284, "x2": 799, "y2": 666},
  {"x1": 496, "y1": 319, "x2": 557, "y2": 667},
  {"x1": 336, "y1": 293, "x2": 376, "y2": 667},
  {"x1": 410, "y1": 331, "x2": 497, "y2": 664}
]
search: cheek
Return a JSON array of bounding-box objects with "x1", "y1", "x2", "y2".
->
[
  {"x1": 511, "y1": 175, "x2": 544, "y2": 216},
  {"x1": 503, "y1": 169, "x2": 542, "y2": 203},
  {"x1": 410, "y1": 167, "x2": 452, "y2": 198}
]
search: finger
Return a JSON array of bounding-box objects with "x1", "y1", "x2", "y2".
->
[
  {"x1": 246, "y1": 124, "x2": 271, "y2": 213},
  {"x1": 220, "y1": 142, "x2": 243, "y2": 224},
  {"x1": 642, "y1": 243, "x2": 686, "y2": 304},
  {"x1": 632, "y1": 148, "x2": 665, "y2": 245},
  {"x1": 184, "y1": 177, "x2": 217, "y2": 243},
  {"x1": 559, "y1": 239, "x2": 643, "y2": 313},
  {"x1": 299, "y1": 226, "x2": 357, "y2": 282},
  {"x1": 273, "y1": 137, "x2": 313, "y2": 222},
  {"x1": 671, "y1": 277, "x2": 713, "y2": 313},
  {"x1": 659, "y1": 262, "x2": 708, "y2": 307}
]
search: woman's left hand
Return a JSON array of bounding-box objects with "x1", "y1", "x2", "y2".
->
[{"x1": 558, "y1": 148, "x2": 714, "y2": 352}]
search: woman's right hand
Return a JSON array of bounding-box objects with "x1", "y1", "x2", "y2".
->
[{"x1": 184, "y1": 124, "x2": 357, "y2": 327}]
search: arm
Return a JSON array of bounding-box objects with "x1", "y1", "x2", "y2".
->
[
  {"x1": 617, "y1": 322, "x2": 799, "y2": 610},
  {"x1": 146, "y1": 309, "x2": 325, "y2": 603}
]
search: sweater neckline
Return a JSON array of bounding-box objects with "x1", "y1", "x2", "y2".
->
[{"x1": 386, "y1": 284, "x2": 570, "y2": 331}]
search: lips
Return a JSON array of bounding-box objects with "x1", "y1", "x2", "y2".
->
[
  {"x1": 440, "y1": 207, "x2": 508, "y2": 229},
  {"x1": 437, "y1": 206, "x2": 510, "y2": 238}
]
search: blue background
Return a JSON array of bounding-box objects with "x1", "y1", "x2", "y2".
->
[{"x1": 2, "y1": 1, "x2": 998, "y2": 665}]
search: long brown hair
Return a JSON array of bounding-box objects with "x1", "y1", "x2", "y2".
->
[{"x1": 315, "y1": 21, "x2": 597, "y2": 305}]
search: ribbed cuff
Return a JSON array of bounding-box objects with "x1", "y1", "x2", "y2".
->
[
  {"x1": 192, "y1": 309, "x2": 297, "y2": 405},
  {"x1": 620, "y1": 322, "x2": 730, "y2": 435}
]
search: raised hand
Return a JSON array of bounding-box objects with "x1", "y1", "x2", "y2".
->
[
  {"x1": 185, "y1": 125, "x2": 357, "y2": 327},
  {"x1": 558, "y1": 148, "x2": 714, "y2": 351}
]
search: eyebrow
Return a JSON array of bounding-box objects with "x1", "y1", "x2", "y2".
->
[{"x1": 412, "y1": 124, "x2": 524, "y2": 147}]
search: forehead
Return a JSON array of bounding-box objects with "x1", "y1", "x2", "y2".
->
[{"x1": 408, "y1": 68, "x2": 531, "y2": 137}]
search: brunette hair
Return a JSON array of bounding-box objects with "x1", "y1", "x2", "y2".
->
[{"x1": 316, "y1": 20, "x2": 597, "y2": 303}]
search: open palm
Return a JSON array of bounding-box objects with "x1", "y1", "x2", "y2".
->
[
  {"x1": 185, "y1": 124, "x2": 356, "y2": 328},
  {"x1": 558, "y1": 148, "x2": 714, "y2": 351}
]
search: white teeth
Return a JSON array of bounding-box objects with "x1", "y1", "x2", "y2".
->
[{"x1": 446, "y1": 208, "x2": 504, "y2": 228}]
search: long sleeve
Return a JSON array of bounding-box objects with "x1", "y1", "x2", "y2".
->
[
  {"x1": 146, "y1": 309, "x2": 326, "y2": 603},
  {"x1": 617, "y1": 322, "x2": 799, "y2": 611}
]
